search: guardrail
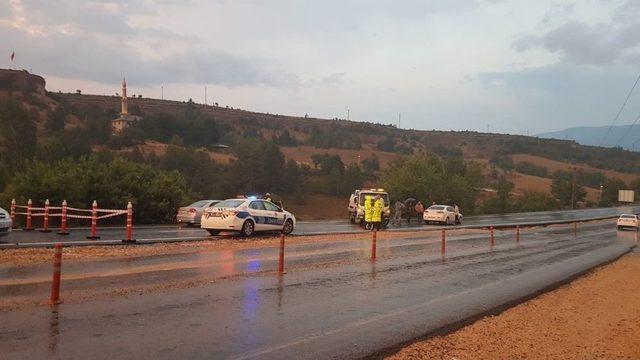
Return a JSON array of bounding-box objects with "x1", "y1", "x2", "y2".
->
[{"x1": 9, "y1": 199, "x2": 135, "y2": 243}]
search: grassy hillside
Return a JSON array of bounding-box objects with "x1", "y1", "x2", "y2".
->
[{"x1": 2, "y1": 69, "x2": 639, "y2": 220}]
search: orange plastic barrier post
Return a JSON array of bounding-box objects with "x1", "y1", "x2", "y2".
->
[
  {"x1": 10, "y1": 199, "x2": 16, "y2": 229},
  {"x1": 122, "y1": 202, "x2": 135, "y2": 243},
  {"x1": 41, "y1": 199, "x2": 51, "y2": 233},
  {"x1": 86, "y1": 200, "x2": 100, "y2": 240},
  {"x1": 57, "y1": 200, "x2": 69, "y2": 235},
  {"x1": 490, "y1": 225, "x2": 495, "y2": 247},
  {"x1": 49, "y1": 243, "x2": 63, "y2": 305},
  {"x1": 516, "y1": 225, "x2": 520, "y2": 244},
  {"x1": 441, "y1": 229, "x2": 446, "y2": 256},
  {"x1": 25, "y1": 199, "x2": 34, "y2": 231}
]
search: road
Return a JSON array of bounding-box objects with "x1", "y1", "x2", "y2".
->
[
  {"x1": 2, "y1": 205, "x2": 640, "y2": 247},
  {"x1": 1, "y1": 220, "x2": 637, "y2": 359}
]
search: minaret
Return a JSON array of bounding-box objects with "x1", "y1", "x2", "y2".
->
[{"x1": 121, "y1": 77, "x2": 129, "y2": 115}]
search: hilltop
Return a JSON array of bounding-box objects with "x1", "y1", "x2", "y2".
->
[{"x1": 538, "y1": 124, "x2": 640, "y2": 151}]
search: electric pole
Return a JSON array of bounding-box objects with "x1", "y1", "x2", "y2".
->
[
  {"x1": 571, "y1": 166, "x2": 577, "y2": 209},
  {"x1": 347, "y1": 109, "x2": 350, "y2": 121},
  {"x1": 398, "y1": 112, "x2": 401, "y2": 128},
  {"x1": 205, "y1": 86, "x2": 208, "y2": 105},
  {"x1": 161, "y1": 86, "x2": 164, "y2": 100}
]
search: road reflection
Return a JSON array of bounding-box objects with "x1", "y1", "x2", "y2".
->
[{"x1": 48, "y1": 306, "x2": 60, "y2": 355}]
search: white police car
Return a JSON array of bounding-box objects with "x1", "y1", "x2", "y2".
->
[
  {"x1": 200, "y1": 198, "x2": 296, "y2": 236},
  {"x1": 0, "y1": 206, "x2": 11, "y2": 235}
]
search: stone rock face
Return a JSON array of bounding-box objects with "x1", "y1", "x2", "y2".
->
[{"x1": 0, "y1": 69, "x2": 46, "y2": 95}]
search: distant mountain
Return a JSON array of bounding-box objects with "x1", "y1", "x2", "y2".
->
[{"x1": 538, "y1": 125, "x2": 640, "y2": 151}]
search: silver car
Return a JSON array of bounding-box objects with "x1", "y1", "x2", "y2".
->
[
  {"x1": 177, "y1": 200, "x2": 220, "y2": 226},
  {"x1": 0, "y1": 207, "x2": 12, "y2": 235}
]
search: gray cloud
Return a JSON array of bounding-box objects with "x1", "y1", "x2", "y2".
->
[
  {"x1": 479, "y1": 64, "x2": 640, "y2": 132},
  {"x1": 2, "y1": 0, "x2": 299, "y2": 88},
  {"x1": 514, "y1": 0, "x2": 640, "y2": 66}
]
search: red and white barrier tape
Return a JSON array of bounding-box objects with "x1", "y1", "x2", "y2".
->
[
  {"x1": 65, "y1": 207, "x2": 93, "y2": 213},
  {"x1": 97, "y1": 211, "x2": 127, "y2": 220}
]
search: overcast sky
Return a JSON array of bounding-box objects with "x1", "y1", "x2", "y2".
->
[{"x1": 2, "y1": 0, "x2": 640, "y2": 134}]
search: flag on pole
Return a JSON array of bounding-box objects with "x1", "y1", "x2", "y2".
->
[{"x1": 10, "y1": 52, "x2": 14, "y2": 61}]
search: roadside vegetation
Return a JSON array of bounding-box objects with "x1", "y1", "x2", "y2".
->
[{"x1": 1, "y1": 88, "x2": 639, "y2": 223}]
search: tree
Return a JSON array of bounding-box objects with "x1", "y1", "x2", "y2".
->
[
  {"x1": 310, "y1": 153, "x2": 345, "y2": 175},
  {"x1": 362, "y1": 155, "x2": 380, "y2": 173},
  {"x1": 0, "y1": 98, "x2": 37, "y2": 191},
  {"x1": 551, "y1": 170, "x2": 586, "y2": 207},
  {"x1": 380, "y1": 154, "x2": 482, "y2": 214},
  {"x1": 1, "y1": 155, "x2": 189, "y2": 223},
  {"x1": 228, "y1": 139, "x2": 286, "y2": 194}
]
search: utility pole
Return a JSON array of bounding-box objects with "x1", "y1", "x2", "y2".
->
[
  {"x1": 205, "y1": 86, "x2": 208, "y2": 105},
  {"x1": 347, "y1": 109, "x2": 350, "y2": 121},
  {"x1": 398, "y1": 112, "x2": 401, "y2": 128},
  {"x1": 571, "y1": 166, "x2": 577, "y2": 209},
  {"x1": 161, "y1": 86, "x2": 164, "y2": 100}
]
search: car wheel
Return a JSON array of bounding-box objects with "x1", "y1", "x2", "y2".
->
[
  {"x1": 424, "y1": 220, "x2": 428, "y2": 225},
  {"x1": 456, "y1": 217, "x2": 462, "y2": 225},
  {"x1": 617, "y1": 226, "x2": 622, "y2": 230},
  {"x1": 241, "y1": 220, "x2": 255, "y2": 237},
  {"x1": 282, "y1": 219, "x2": 294, "y2": 235},
  {"x1": 207, "y1": 229, "x2": 220, "y2": 236}
]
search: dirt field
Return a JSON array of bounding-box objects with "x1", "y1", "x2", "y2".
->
[
  {"x1": 512, "y1": 153, "x2": 640, "y2": 184},
  {"x1": 388, "y1": 251, "x2": 640, "y2": 360},
  {"x1": 507, "y1": 172, "x2": 600, "y2": 203}
]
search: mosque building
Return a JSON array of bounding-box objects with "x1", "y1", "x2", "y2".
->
[{"x1": 111, "y1": 78, "x2": 142, "y2": 135}]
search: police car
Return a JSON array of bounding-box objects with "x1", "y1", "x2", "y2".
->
[{"x1": 200, "y1": 197, "x2": 296, "y2": 236}]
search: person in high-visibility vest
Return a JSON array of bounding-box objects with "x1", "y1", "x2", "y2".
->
[
  {"x1": 372, "y1": 195, "x2": 384, "y2": 230},
  {"x1": 364, "y1": 195, "x2": 373, "y2": 230}
]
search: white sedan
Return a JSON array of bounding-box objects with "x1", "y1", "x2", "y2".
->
[
  {"x1": 0, "y1": 207, "x2": 12, "y2": 235},
  {"x1": 423, "y1": 205, "x2": 462, "y2": 225},
  {"x1": 201, "y1": 198, "x2": 296, "y2": 236},
  {"x1": 616, "y1": 214, "x2": 639, "y2": 230}
]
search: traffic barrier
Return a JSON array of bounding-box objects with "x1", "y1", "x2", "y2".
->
[
  {"x1": 86, "y1": 201, "x2": 100, "y2": 240},
  {"x1": 516, "y1": 225, "x2": 520, "y2": 244},
  {"x1": 25, "y1": 199, "x2": 33, "y2": 231},
  {"x1": 278, "y1": 233, "x2": 285, "y2": 274},
  {"x1": 371, "y1": 230, "x2": 377, "y2": 260},
  {"x1": 122, "y1": 202, "x2": 135, "y2": 243},
  {"x1": 573, "y1": 222, "x2": 577, "y2": 238},
  {"x1": 41, "y1": 199, "x2": 51, "y2": 233},
  {"x1": 57, "y1": 200, "x2": 69, "y2": 235},
  {"x1": 10, "y1": 199, "x2": 16, "y2": 229},
  {"x1": 10, "y1": 199, "x2": 131, "y2": 239},
  {"x1": 490, "y1": 225, "x2": 495, "y2": 247},
  {"x1": 49, "y1": 243, "x2": 63, "y2": 305},
  {"x1": 441, "y1": 229, "x2": 446, "y2": 257}
]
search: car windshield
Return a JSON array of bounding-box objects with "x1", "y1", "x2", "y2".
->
[
  {"x1": 620, "y1": 215, "x2": 636, "y2": 219},
  {"x1": 189, "y1": 200, "x2": 211, "y2": 208},
  {"x1": 214, "y1": 199, "x2": 245, "y2": 209},
  {"x1": 358, "y1": 193, "x2": 389, "y2": 206},
  {"x1": 428, "y1": 206, "x2": 445, "y2": 211}
]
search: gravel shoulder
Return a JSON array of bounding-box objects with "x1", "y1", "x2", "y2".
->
[{"x1": 387, "y1": 251, "x2": 640, "y2": 360}]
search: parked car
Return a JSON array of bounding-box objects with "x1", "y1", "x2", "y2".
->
[
  {"x1": 0, "y1": 207, "x2": 12, "y2": 235},
  {"x1": 201, "y1": 198, "x2": 296, "y2": 236},
  {"x1": 423, "y1": 205, "x2": 462, "y2": 225},
  {"x1": 176, "y1": 200, "x2": 221, "y2": 226},
  {"x1": 616, "y1": 214, "x2": 639, "y2": 230}
]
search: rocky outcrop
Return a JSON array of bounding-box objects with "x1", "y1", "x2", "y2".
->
[{"x1": 0, "y1": 69, "x2": 46, "y2": 95}]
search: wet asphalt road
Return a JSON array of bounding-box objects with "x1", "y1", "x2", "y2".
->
[
  {"x1": 1, "y1": 221, "x2": 637, "y2": 359},
  {"x1": 2, "y1": 205, "x2": 640, "y2": 247}
]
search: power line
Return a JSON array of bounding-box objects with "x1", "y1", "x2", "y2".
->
[
  {"x1": 599, "y1": 71, "x2": 640, "y2": 146},
  {"x1": 615, "y1": 109, "x2": 640, "y2": 146}
]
